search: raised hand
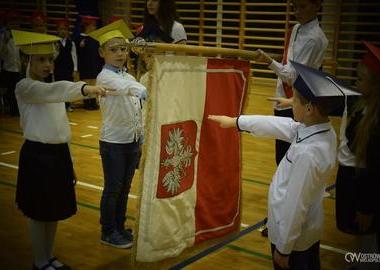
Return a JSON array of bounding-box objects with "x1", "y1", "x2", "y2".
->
[
  {"x1": 208, "y1": 115, "x2": 237, "y2": 128},
  {"x1": 255, "y1": 49, "x2": 273, "y2": 65},
  {"x1": 130, "y1": 85, "x2": 148, "y2": 101},
  {"x1": 267, "y1": 97, "x2": 293, "y2": 109},
  {"x1": 83, "y1": 85, "x2": 115, "y2": 97}
]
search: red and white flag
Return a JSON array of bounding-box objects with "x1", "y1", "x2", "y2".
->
[{"x1": 136, "y1": 55, "x2": 249, "y2": 262}]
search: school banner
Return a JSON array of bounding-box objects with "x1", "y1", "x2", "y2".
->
[{"x1": 136, "y1": 55, "x2": 249, "y2": 262}]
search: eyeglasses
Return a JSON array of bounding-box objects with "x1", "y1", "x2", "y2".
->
[{"x1": 106, "y1": 46, "x2": 128, "y2": 53}]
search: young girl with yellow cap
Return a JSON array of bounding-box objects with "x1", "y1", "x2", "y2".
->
[{"x1": 12, "y1": 30, "x2": 110, "y2": 270}]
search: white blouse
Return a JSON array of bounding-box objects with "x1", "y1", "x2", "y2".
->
[
  {"x1": 16, "y1": 78, "x2": 86, "y2": 144},
  {"x1": 171, "y1": 21, "x2": 187, "y2": 43}
]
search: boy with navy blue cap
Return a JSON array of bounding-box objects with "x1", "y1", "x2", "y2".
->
[{"x1": 209, "y1": 61, "x2": 360, "y2": 270}]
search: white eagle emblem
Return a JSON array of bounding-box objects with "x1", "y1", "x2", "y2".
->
[{"x1": 161, "y1": 128, "x2": 194, "y2": 194}]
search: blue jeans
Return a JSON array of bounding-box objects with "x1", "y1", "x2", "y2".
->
[{"x1": 99, "y1": 140, "x2": 141, "y2": 234}]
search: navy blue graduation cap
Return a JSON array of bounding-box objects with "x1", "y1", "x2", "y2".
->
[{"x1": 290, "y1": 60, "x2": 361, "y2": 115}]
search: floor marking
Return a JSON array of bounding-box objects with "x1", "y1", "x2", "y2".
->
[
  {"x1": 0, "y1": 162, "x2": 138, "y2": 199},
  {"x1": 0, "y1": 162, "x2": 18, "y2": 169},
  {"x1": 320, "y1": 244, "x2": 348, "y2": 255},
  {"x1": 0, "y1": 162, "x2": 348, "y2": 258},
  {"x1": 80, "y1": 134, "x2": 93, "y2": 138},
  {"x1": 1, "y1": 151, "x2": 16, "y2": 156}
]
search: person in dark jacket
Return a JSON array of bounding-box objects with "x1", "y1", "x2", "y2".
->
[
  {"x1": 76, "y1": 15, "x2": 104, "y2": 110},
  {"x1": 54, "y1": 18, "x2": 78, "y2": 112}
]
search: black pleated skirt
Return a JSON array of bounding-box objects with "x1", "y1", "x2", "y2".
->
[
  {"x1": 16, "y1": 140, "x2": 77, "y2": 221},
  {"x1": 335, "y1": 165, "x2": 376, "y2": 235}
]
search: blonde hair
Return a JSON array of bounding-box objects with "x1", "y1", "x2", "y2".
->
[{"x1": 352, "y1": 63, "x2": 380, "y2": 166}]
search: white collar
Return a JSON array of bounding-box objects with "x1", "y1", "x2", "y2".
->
[{"x1": 296, "y1": 121, "x2": 331, "y2": 143}]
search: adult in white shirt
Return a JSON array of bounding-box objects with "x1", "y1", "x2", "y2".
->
[
  {"x1": 131, "y1": 0, "x2": 187, "y2": 78},
  {"x1": 256, "y1": 0, "x2": 328, "y2": 166},
  {"x1": 255, "y1": 0, "x2": 328, "y2": 239},
  {"x1": 138, "y1": 0, "x2": 187, "y2": 44}
]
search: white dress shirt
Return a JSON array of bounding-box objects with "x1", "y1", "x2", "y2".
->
[
  {"x1": 269, "y1": 18, "x2": 328, "y2": 110},
  {"x1": 337, "y1": 120, "x2": 356, "y2": 167},
  {"x1": 97, "y1": 65, "x2": 144, "y2": 144},
  {"x1": 60, "y1": 38, "x2": 78, "y2": 71},
  {"x1": 15, "y1": 78, "x2": 86, "y2": 144},
  {"x1": 171, "y1": 21, "x2": 187, "y2": 43},
  {"x1": 238, "y1": 115, "x2": 336, "y2": 254}
]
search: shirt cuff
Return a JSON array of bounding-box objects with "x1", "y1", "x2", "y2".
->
[
  {"x1": 236, "y1": 115, "x2": 253, "y2": 133},
  {"x1": 269, "y1": 60, "x2": 283, "y2": 74},
  {"x1": 236, "y1": 116, "x2": 243, "y2": 131},
  {"x1": 275, "y1": 246, "x2": 291, "y2": 256}
]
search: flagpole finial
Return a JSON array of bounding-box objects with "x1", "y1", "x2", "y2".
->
[{"x1": 130, "y1": 37, "x2": 148, "y2": 54}]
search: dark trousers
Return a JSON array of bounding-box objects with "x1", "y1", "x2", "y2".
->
[
  {"x1": 274, "y1": 108, "x2": 293, "y2": 165},
  {"x1": 2, "y1": 70, "x2": 20, "y2": 116},
  {"x1": 271, "y1": 242, "x2": 320, "y2": 270},
  {"x1": 83, "y1": 98, "x2": 98, "y2": 110},
  {"x1": 99, "y1": 140, "x2": 141, "y2": 234}
]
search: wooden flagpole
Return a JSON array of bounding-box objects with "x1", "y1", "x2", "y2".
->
[{"x1": 131, "y1": 41, "x2": 259, "y2": 61}]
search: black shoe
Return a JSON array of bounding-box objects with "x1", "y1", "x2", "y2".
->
[
  {"x1": 48, "y1": 257, "x2": 71, "y2": 270},
  {"x1": 101, "y1": 230, "x2": 133, "y2": 249},
  {"x1": 32, "y1": 264, "x2": 52, "y2": 270},
  {"x1": 261, "y1": 227, "x2": 268, "y2": 237},
  {"x1": 119, "y1": 228, "x2": 133, "y2": 241}
]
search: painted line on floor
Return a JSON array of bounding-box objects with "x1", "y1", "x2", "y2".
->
[
  {"x1": 0, "y1": 162, "x2": 18, "y2": 169},
  {"x1": 169, "y1": 219, "x2": 267, "y2": 270},
  {"x1": 0, "y1": 179, "x2": 136, "y2": 221},
  {"x1": 1, "y1": 151, "x2": 16, "y2": 155},
  {"x1": 80, "y1": 134, "x2": 93, "y2": 138},
  {"x1": 320, "y1": 244, "x2": 348, "y2": 255},
  {"x1": 0, "y1": 127, "x2": 302, "y2": 193},
  {"x1": 0, "y1": 178, "x2": 348, "y2": 265},
  {"x1": 0, "y1": 161, "x2": 138, "y2": 199}
]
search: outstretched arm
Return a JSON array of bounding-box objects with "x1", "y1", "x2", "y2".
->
[{"x1": 208, "y1": 115, "x2": 237, "y2": 128}]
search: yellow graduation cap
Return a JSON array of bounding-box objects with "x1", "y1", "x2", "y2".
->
[
  {"x1": 88, "y1": 19, "x2": 133, "y2": 46},
  {"x1": 11, "y1": 30, "x2": 60, "y2": 55}
]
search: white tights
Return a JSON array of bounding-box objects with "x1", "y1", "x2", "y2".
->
[{"x1": 29, "y1": 219, "x2": 58, "y2": 269}]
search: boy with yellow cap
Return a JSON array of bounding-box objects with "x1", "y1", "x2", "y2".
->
[
  {"x1": 88, "y1": 19, "x2": 147, "y2": 249},
  {"x1": 12, "y1": 29, "x2": 110, "y2": 270}
]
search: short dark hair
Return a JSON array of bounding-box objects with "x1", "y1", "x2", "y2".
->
[{"x1": 295, "y1": 89, "x2": 329, "y2": 117}]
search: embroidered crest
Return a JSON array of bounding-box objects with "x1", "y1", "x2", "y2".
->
[{"x1": 157, "y1": 121, "x2": 197, "y2": 198}]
